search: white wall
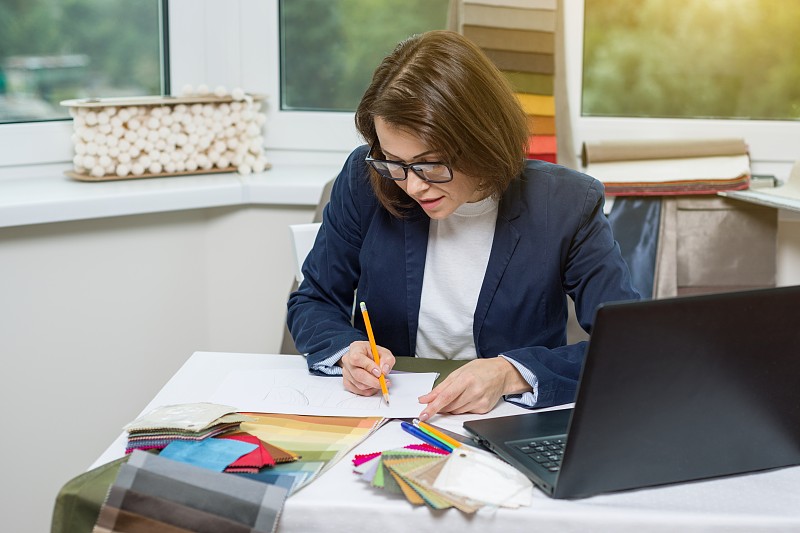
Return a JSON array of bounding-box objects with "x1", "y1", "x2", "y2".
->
[{"x1": 0, "y1": 204, "x2": 314, "y2": 533}]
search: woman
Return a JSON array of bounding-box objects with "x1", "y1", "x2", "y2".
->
[{"x1": 287, "y1": 30, "x2": 639, "y2": 421}]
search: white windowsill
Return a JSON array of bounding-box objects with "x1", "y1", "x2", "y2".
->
[{"x1": 0, "y1": 161, "x2": 341, "y2": 229}]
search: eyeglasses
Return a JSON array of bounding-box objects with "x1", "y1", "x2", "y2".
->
[{"x1": 365, "y1": 145, "x2": 454, "y2": 184}]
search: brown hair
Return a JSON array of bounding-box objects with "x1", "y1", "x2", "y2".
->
[{"x1": 355, "y1": 30, "x2": 528, "y2": 217}]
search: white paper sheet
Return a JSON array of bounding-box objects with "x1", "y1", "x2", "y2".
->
[{"x1": 208, "y1": 368, "x2": 437, "y2": 418}]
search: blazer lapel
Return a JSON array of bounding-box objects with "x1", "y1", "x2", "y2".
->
[
  {"x1": 474, "y1": 180, "x2": 523, "y2": 351},
  {"x1": 404, "y1": 208, "x2": 430, "y2": 356}
]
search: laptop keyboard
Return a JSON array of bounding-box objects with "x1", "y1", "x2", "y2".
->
[{"x1": 514, "y1": 438, "x2": 566, "y2": 472}]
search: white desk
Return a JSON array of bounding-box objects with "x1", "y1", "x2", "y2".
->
[{"x1": 96, "y1": 352, "x2": 800, "y2": 533}]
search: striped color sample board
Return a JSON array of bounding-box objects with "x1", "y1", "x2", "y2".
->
[{"x1": 459, "y1": 0, "x2": 557, "y2": 163}]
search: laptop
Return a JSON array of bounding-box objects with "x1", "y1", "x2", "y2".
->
[{"x1": 464, "y1": 285, "x2": 800, "y2": 499}]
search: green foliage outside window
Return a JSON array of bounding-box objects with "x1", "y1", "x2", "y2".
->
[
  {"x1": 0, "y1": 0, "x2": 162, "y2": 123},
  {"x1": 583, "y1": 0, "x2": 800, "y2": 120},
  {"x1": 280, "y1": 0, "x2": 449, "y2": 112}
]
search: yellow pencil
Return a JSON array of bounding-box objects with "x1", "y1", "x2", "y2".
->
[
  {"x1": 414, "y1": 419, "x2": 462, "y2": 449},
  {"x1": 359, "y1": 302, "x2": 390, "y2": 405}
]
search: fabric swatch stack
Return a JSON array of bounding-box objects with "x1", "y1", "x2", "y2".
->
[
  {"x1": 354, "y1": 444, "x2": 533, "y2": 512},
  {"x1": 93, "y1": 450, "x2": 288, "y2": 533},
  {"x1": 123, "y1": 402, "x2": 253, "y2": 454},
  {"x1": 457, "y1": 0, "x2": 558, "y2": 163}
]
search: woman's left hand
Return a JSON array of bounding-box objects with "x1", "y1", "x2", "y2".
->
[{"x1": 417, "y1": 357, "x2": 531, "y2": 421}]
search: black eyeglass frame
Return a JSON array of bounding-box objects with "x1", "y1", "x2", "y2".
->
[{"x1": 365, "y1": 144, "x2": 454, "y2": 184}]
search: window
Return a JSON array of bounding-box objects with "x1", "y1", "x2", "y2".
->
[
  {"x1": 563, "y1": 0, "x2": 800, "y2": 168},
  {"x1": 582, "y1": 0, "x2": 800, "y2": 121},
  {"x1": 0, "y1": 0, "x2": 166, "y2": 124},
  {"x1": 279, "y1": 0, "x2": 449, "y2": 112},
  {"x1": 0, "y1": 0, "x2": 166, "y2": 170}
]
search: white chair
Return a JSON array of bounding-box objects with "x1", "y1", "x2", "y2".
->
[{"x1": 288, "y1": 222, "x2": 322, "y2": 284}]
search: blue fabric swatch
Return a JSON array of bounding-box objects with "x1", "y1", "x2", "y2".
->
[{"x1": 160, "y1": 438, "x2": 257, "y2": 472}]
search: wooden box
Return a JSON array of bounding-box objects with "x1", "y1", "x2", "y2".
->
[{"x1": 61, "y1": 93, "x2": 270, "y2": 181}]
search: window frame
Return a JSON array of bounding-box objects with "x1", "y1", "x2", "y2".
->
[
  {"x1": 564, "y1": 0, "x2": 800, "y2": 167},
  {"x1": 3, "y1": 0, "x2": 798, "y2": 172}
]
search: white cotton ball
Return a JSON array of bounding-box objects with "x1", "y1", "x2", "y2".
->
[
  {"x1": 175, "y1": 161, "x2": 186, "y2": 172},
  {"x1": 172, "y1": 149, "x2": 185, "y2": 162},
  {"x1": 174, "y1": 104, "x2": 188, "y2": 114},
  {"x1": 117, "y1": 108, "x2": 131, "y2": 122},
  {"x1": 73, "y1": 116, "x2": 85, "y2": 128},
  {"x1": 237, "y1": 163, "x2": 252, "y2": 175},
  {"x1": 128, "y1": 118, "x2": 141, "y2": 131},
  {"x1": 225, "y1": 126, "x2": 236, "y2": 139},
  {"x1": 128, "y1": 147, "x2": 141, "y2": 159},
  {"x1": 159, "y1": 152, "x2": 171, "y2": 165},
  {"x1": 98, "y1": 154, "x2": 112, "y2": 167},
  {"x1": 110, "y1": 116, "x2": 123, "y2": 129},
  {"x1": 98, "y1": 124, "x2": 112, "y2": 134},
  {"x1": 243, "y1": 153, "x2": 256, "y2": 166},
  {"x1": 149, "y1": 106, "x2": 162, "y2": 118},
  {"x1": 174, "y1": 133, "x2": 188, "y2": 146},
  {"x1": 94, "y1": 134, "x2": 107, "y2": 146},
  {"x1": 90, "y1": 165, "x2": 105, "y2": 177},
  {"x1": 196, "y1": 84, "x2": 210, "y2": 95},
  {"x1": 85, "y1": 143, "x2": 98, "y2": 156},
  {"x1": 147, "y1": 117, "x2": 160, "y2": 129},
  {"x1": 118, "y1": 139, "x2": 131, "y2": 152},
  {"x1": 252, "y1": 159, "x2": 266, "y2": 173},
  {"x1": 118, "y1": 152, "x2": 131, "y2": 164},
  {"x1": 214, "y1": 85, "x2": 227, "y2": 97},
  {"x1": 163, "y1": 161, "x2": 176, "y2": 173},
  {"x1": 246, "y1": 123, "x2": 260, "y2": 137},
  {"x1": 81, "y1": 128, "x2": 96, "y2": 142},
  {"x1": 96, "y1": 145, "x2": 109, "y2": 157},
  {"x1": 74, "y1": 143, "x2": 87, "y2": 155},
  {"x1": 180, "y1": 84, "x2": 194, "y2": 96},
  {"x1": 108, "y1": 147, "x2": 120, "y2": 158},
  {"x1": 131, "y1": 163, "x2": 145, "y2": 175},
  {"x1": 112, "y1": 127, "x2": 126, "y2": 139},
  {"x1": 155, "y1": 139, "x2": 166, "y2": 151},
  {"x1": 106, "y1": 135, "x2": 119, "y2": 148},
  {"x1": 197, "y1": 155, "x2": 212, "y2": 169},
  {"x1": 216, "y1": 155, "x2": 230, "y2": 169},
  {"x1": 170, "y1": 123, "x2": 181, "y2": 133},
  {"x1": 231, "y1": 87, "x2": 246, "y2": 101},
  {"x1": 124, "y1": 130, "x2": 138, "y2": 143},
  {"x1": 158, "y1": 126, "x2": 170, "y2": 139},
  {"x1": 148, "y1": 162, "x2": 163, "y2": 174},
  {"x1": 85, "y1": 111, "x2": 98, "y2": 126},
  {"x1": 116, "y1": 164, "x2": 130, "y2": 177},
  {"x1": 226, "y1": 138, "x2": 239, "y2": 150},
  {"x1": 97, "y1": 112, "x2": 109, "y2": 125},
  {"x1": 72, "y1": 155, "x2": 84, "y2": 168},
  {"x1": 255, "y1": 113, "x2": 267, "y2": 125},
  {"x1": 146, "y1": 130, "x2": 160, "y2": 143},
  {"x1": 198, "y1": 136, "x2": 212, "y2": 150},
  {"x1": 213, "y1": 140, "x2": 227, "y2": 153},
  {"x1": 139, "y1": 155, "x2": 152, "y2": 168},
  {"x1": 212, "y1": 109, "x2": 223, "y2": 122},
  {"x1": 185, "y1": 159, "x2": 198, "y2": 172},
  {"x1": 190, "y1": 103, "x2": 203, "y2": 115},
  {"x1": 207, "y1": 150, "x2": 220, "y2": 163},
  {"x1": 249, "y1": 138, "x2": 263, "y2": 153}
]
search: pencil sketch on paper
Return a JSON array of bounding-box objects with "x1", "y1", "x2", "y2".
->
[
  {"x1": 262, "y1": 383, "x2": 385, "y2": 410},
  {"x1": 210, "y1": 367, "x2": 438, "y2": 418}
]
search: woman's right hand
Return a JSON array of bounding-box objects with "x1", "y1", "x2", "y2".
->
[{"x1": 339, "y1": 341, "x2": 395, "y2": 396}]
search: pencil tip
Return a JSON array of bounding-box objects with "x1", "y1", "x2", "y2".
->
[{"x1": 383, "y1": 394, "x2": 390, "y2": 405}]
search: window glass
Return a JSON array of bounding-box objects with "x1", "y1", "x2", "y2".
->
[
  {"x1": 279, "y1": 0, "x2": 449, "y2": 112},
  {"x1": 582, "y1": 0, "x2": 800, "y2": 120},
  {"x1": 0, "y1": 0, "x2": 165, "y2": 124}
]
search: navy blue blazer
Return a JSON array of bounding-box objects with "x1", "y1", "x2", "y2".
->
[{"x1": 287, "y1": 145, "x2": 639, "y2": 407}]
